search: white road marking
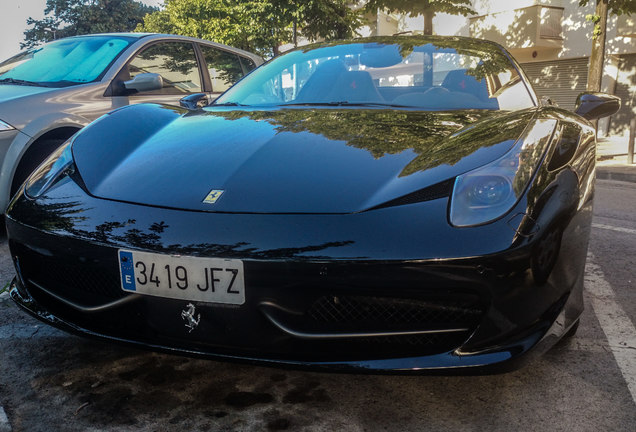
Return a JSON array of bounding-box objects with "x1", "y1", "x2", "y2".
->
[
  {"x1": 592, "y1": 223, "x2": 636, "y2": 235},
  {"x1": 586, "y1": 254, "x2": 636, "y2": 404},
  {"x1": 0, "y1": 405, "x2": 10, "y2": 432}
]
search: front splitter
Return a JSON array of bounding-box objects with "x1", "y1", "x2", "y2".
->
[{"x1": 9, "y1": 277, "x2": 574, "y2": 375}]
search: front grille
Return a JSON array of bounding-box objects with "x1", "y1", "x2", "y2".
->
[
  {"x1": 11, "y1": 233, "x2": 489, "y2": 361},
  {"x1": 22, "y1": 254, "x2": 124, "y2": 306},
  {"x1": 306, "y1": 294, "x2": 484, "y2": 332},
  {"x1": 259, "y1": 292, "x2": 487, "y2": 358}
]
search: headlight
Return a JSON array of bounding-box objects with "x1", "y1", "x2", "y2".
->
[
  {"x1": 24, "y1": 140, "x2": 75, "y2": 199},
  {"x1": 449, "y1": 119, "x2": 558, "y2": 227},
  {"x1": 0, "y1": 119, "x2": 15, "y2": 131}
]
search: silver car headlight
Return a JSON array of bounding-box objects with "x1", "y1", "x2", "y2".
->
[
  {"x1": 449, "y1": 119, "x2": 558, "y2": 227},
  {"x1": 24, "y1": 140, "x2": 75, "y2": 199},
  {"x1": 0, "y1": 119, "x2": 15, "y2": 131}
]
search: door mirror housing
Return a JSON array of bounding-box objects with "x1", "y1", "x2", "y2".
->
[
  {"x1": 180, "y1": 93, "x2": 208, "y2": 110},
  {"x1": 123, "y1": 73, "x2": 163, "y2": 93},
  {"x1": 574, "y1": 92, "x2": 621, "y2": 121}
]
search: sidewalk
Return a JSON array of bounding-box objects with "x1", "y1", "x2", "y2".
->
[{"x1": 596, "y1": 136, "x2": 636, "y2": 183}]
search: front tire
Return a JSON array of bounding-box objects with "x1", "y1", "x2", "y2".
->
[{"x1": 10, "y1": 138, "x2": 66, "y2": 198}]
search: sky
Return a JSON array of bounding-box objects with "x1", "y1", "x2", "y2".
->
[{"x1": 0, "y1": 0, "x2": 163, "y2": 61}]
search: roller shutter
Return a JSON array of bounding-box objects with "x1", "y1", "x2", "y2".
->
[{"x1": 521, "y1": 58, "x2": 589, "y2": 110}]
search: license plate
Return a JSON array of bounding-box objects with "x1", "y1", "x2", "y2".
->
[{"x1": 118, "y1": 250, "x2": 245, "y2": 304}]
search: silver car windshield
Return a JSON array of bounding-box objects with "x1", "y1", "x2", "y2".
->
[
  {"x1": 215, "y1": 40, "x2": 535, "y2": 111},
  {"x1": 0, "y1": 35, "x2": 135, "y2": 88}
]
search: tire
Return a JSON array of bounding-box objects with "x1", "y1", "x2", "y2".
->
[{"x1": 10, "y1": 138, "x2": 66, "y2": 198}]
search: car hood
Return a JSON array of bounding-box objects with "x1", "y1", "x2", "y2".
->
[
  {"x1": 72, "y1": 103, "x2": 536, "y2": 214},
  {"x1": 0, "y1": 84, "x2": 53, "y2": 104}
]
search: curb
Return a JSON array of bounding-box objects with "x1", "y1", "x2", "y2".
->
[{"x1": 596, "y1": 168, "x2": 636, "y2": 183}]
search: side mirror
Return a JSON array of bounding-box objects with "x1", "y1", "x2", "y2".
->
[
  {"x1": 574, "y1": 92, "x2": 621, "y2": 121},
  {"x1": 180, "y1": 93, "x2": 208, "y2": 110},
  {"x1": 123, "y1": 73, "x2": 163, "y2": 93}
]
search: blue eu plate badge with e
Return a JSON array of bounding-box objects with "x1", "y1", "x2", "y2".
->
[{"x1": 119, "y1": 250, "x2": 136, "y2": 291}]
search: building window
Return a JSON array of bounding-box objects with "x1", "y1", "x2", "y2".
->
[{"x1": 539, "y1": 7, "x2": 564, "y2": 40}]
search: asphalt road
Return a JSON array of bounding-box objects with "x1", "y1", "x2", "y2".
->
[{"x1": 0, "y1": 179, "x2": 634, "y2": 432}]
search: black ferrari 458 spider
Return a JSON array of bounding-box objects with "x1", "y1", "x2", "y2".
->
[{"x1": 6, "y1": 36, "x2": 620, "y2": 373}]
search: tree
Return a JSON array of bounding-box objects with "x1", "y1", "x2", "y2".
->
[
  {"x1": 22, "y1": 0, "x2": 157, "y2": 50},
  {"x1": 136, "y1": 0, "x2": 364, "y2": 58},
  {"x1": 364, "y1": 0, "x2": 475, "y2": 35},
  {"x1": 137, "y1": 0, "x2": 279, "y2": 57},
  {"x1": 298, "y1": 1, "x2": 364, "y2": 42},
  {"x1": 580, "y1": 0, "x2": 636, "y2": 92}
]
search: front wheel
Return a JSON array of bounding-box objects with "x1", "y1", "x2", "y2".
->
[{"x1": 10, "y1": 138, "x2": 66, "y2": 198}]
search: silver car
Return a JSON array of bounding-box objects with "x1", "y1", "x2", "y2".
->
[{"x1": 0, "y1": 33, "x2": 262, "y2": 210}]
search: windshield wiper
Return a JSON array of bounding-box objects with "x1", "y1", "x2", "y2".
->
[
  {"x1": 341, "y1": 102, "x2": 411, "y2": 108},
  {"x1": 0, "y1": 78, "x2": 44, "y2": 87},
  {"x1": 280, "y1": 101, "x2": 410, "y2": 108},
  {"x1": 213, "y1": 102, "x2": 247, "y2": 107}
]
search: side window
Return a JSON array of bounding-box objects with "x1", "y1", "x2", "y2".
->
[
  {"x1": 240, "y1": 56, "x2": 257, "y2": 73},
  {"x1": 128, "y1": 42, "x2": 202, "y2": 94},
  {"x1": 199, "y1": 45, "x2": 244, "y2": 93}
]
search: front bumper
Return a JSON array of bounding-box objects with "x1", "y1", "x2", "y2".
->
[
  {"x1": 9, "y1": 273, "x2": 579, "y2": 373},
  {"x1": 5, "y1": 171, "x2": 590, "y2": 372},
  {"x1": 7, "y1": 224, "x2": 588, "y2": 371}
]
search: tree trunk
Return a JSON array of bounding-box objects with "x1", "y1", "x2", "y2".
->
[
  {"x1": 423, "y1": 12, "x2": 433, "y2": 35},
  {"x1": 586, "y1": 0, "x2": 608, "y2": 92}
]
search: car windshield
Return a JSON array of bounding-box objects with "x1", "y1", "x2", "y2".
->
[
  {"x1": 215, "y1": 38, "x2": 535, "y2": 111},
  {"x1": 0, "y1": 35, "x2": 135, "y2": 87}
]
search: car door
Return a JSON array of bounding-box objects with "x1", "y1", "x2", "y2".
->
[{"x1": 109, "y1": 40, "x2": 205, "y2": 106}]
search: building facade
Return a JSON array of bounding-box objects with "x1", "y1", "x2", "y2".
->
[{"x1": 361, "y1": 0, "x2": 636, "y2": 138}]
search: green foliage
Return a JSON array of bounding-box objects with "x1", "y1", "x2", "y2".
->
[
  {"x1": 22, "y1": 0, "x2": 158, "y2": 50},
  {"x1": 137, "y1": 0, "x2": 364, "y2": 59},
  {"x1": 299, "y1": 1, "x2": 364, "y2": 41},
  {"x1": 366, "y1": 0, "x2": 475, "y2": 18},
  {"x1": 579, "y1": 0, "x2": 636, "y2": 16},
  {"x1": 585, "y1": 13, "x2": 603, "y2": 40},
  {"x1": 579, "y1": 0, "x2": 636, "y2": 91},
  {"x1": 364, "y1": 0, "x2": 475, "y2": 34},
  {"x1": 580, "y1": 0, "x2": 636, "y2": 39}
]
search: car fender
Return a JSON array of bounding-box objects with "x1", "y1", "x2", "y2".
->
[{"x1": 0, "y1": 112, "x2": 89, "y2": 211}]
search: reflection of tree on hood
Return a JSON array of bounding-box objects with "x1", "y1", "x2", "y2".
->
[
  {"x1": 205, "y1": 108, "x2": 534, "y2": 176},
  {"x1": 18, "y1": 199, "x2": 355, "y2": 260}
]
